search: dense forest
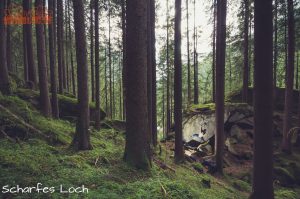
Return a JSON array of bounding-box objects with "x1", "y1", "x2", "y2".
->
[{"x1": 0, "y1": 0, "x2": 300, "y2": 198}]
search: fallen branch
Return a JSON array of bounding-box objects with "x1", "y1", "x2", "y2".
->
[
  {"x1": 0, "y1": 104, "x2": 49, "y2": 139},
  {"x1": 153, "y1": 158, "x2": 176, "y2": 173},
  {"x1": 0, "y1": 130, "x2": 15, "y2": 143}
]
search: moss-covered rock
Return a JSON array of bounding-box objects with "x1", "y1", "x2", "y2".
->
[{"x1": 15, "y1": 88, "x2": 106, "y2": 122}]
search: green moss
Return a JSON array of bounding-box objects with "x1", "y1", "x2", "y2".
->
[
  {"x1": 0, "y1": 94, "x2": 299, "y2": 199},
  {"x1": 275, "y1": 189, "x2": 299, "y2": 199}
]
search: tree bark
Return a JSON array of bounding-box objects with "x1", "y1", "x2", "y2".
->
[
  {"x1": 193, "y1": 0, "x2": 199, "y2": 104},
  {"x1": 281, "y1": 0, "x2": 295, "y2": 154},
  {"x1": 57, "y1": 0, "x2": 64, "y2": 94},
  {"x1": 94, "y1": 0, "x2": 101, "y2": 130},
  {"x1": 0, "y1": 0, "x2": 10, "y2": 95},
  {"x1": 215, "y1": 0, "x2": 227, "y2": 175},
  {"x1": 147, "y1": 0, "x2": 153, "y2": 146},
  {"x1": 212, "y1": 0, "x2": 216, "y2": 102},
  {"x1": 174, "y1": 0, "x2": 184, "y2": 163},
  {"x1": 186, "y1": 0, "x2": 191, "y2": 105},
  {"x1": 23, "y1": 0, "x2": 37, "y2": 87},
  {"x1": 121, "y1": 0, "x2": 126, "y2": 121},
  {"x1": 166, "y1": 0, "x2": 171, "y2": 137},
  {"x1": 273, "y1": 0, "x2": 278, "y2": 89},
  {"x1": 242, "y1": 0, "x2": 249, "y2": 103},
  {"x1": 6, "y1": 0, "x2": 11, "y2": 72},
  {"x1": 251, "y1": 0, "x2": 274, "y2": 198},
  {"x1": 90, "y1": 3, "x2": 95, "y2": 102},
  {"x1": 72, "y1": 0, "x2": 92, "y2": 150},
  {"x1": 108, "y1": 0, "x2": 113, "y2": 119},
  {"x1": 124, "y1": 0, "x2": 151, "y2": 170},
  {"x1": 48, "y1": 0, "x2": 59, "y2": 118},
  {"x1": 150, "y1": 0, "x2": 157, "y2": 147},
  {"x1": 35, "y1": 0, "x2": 51, "y2": 117}
]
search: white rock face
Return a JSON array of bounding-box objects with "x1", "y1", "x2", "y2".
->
[{"x1": 183, "y1": 104, "x2": 252, "y2": 143}]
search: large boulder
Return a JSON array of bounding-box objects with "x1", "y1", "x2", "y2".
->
[
  {"x1": 182, "y1": 103, "x2": 253, "y2": 143},
  {"x1": 16, "y1": 88, "x2": 106, "y2": 122}
]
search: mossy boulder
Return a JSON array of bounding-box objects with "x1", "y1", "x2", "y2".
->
[{"x1": 15, "y1": 88, "x2": 106, "y2": 122}]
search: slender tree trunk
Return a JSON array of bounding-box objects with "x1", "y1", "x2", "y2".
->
[
  {"x1": 296, "y1": 52, "x2": 300, "y2": 147},
  {"x1": 147, "y1": 0, "x2": 153, "y2": 146},
  {"x1": 94, "y1": 0, "x2": 101, "y2": 130},
  {"x1": 90, "y1": 3, "x2": 95, "y2": 102},
  {"x1": 72, "y1": 0, "x2": 92, "y2": 150},
  {"x1": 35, "y1": 0, "x2": 52, "y2": 117},
  {"x1": 104, "y1": 48, "x2": 108, "y2": 114},
  {"x1": 121, "y1": 0, "x2": 126, "y2": 121},
  {"x1": 6, "y1": 0, "x2": 11, "y2": 72},
  {"x1": 193, "y1": 0, "x2": 199, "y2": 104},
  {"x1": 215, "y1": 0, "x2": 227, "y2": 175},
  {"x1": 0, "y1": 0, "x2": 10, "y2": 95},
  {"x1": 124, "y1": 0, "x2": 151, "y2": 170},
  {"x1": 186, "y1": 0, "x2": 191, "y2": 105},
  {"x1": 242, "y1": 0, "x2": 249, "y2": 103},
  {"x1": 212, "y1": 0, "x2": 216, "y2": 102},
  {"x1": 67, "y1": 0, "x2": 76, "y2": 96},
  {"x1": 48, "y1": 0, "x2": 59, "y2": 118},
  {"x1": 162, "y1": 76, "x2": 165, "y2": 138},
  {"x1": 65, "y1": 1, "x2": 70, "y2": 92},
  {"x1": 57, "y1": 0, "x2": 64, "y2": 93},
  {"x1": 150, "y1": 0, "x2": 157, "y2": 147},
  {"x1": 166, "y1": 0, "x2": 171, "y2": 137},
  {"x1": 174, "y1": 0, "x2": 184, "y2": 163},
  {"x1": 23, "y1": 0, "x2": 37, "y2": 87},
  {"x1": 108, "y1": 0, "x2": 113, "y2": 119},
  {"x1": 273, "y1": 0, "x2": 278, "y2": 89},
  {"x1": 282, "y1": 0, "x2": 295, "y2": 154},
  {"x1": 23, "y1": 27, "x2": 29, "y2": 81},
  {"x1": 251, "y1": 0, "x2": 274, "y2": 198}
]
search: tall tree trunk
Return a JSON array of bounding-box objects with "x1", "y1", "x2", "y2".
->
[
  {"x1": 193, "y1": 0, "x2": 199, "y2": 104},
  {"x1": 90, "y1": 3, "x2": 95, "y2": 102},
  {"x1": 57, "y1": 0, "x2": 64, "y2": 94},
  {"x1": 251, "y1": 0, "x2": 274, "y2": 197},
  {"x1": 67, "y1": 0, "x2": 76, "y2": 96},
  {"x1": 147, "y1": 0, "x2": 153, "y2": 146},
  {"x1": 242, "y1": 0, "x2": 249, "y2": 103},
  {"x1": 124, "y1": 0, "x2": 151, "y2": 170},
  {"x1": 166, "y1": 0, "x2": 171, "y2": 137},
  {"x1": 65, "y1": 1, "x2": 70, "y2": 92},
  {"x1": 108, "y1": 0, "x2": 113, "y2": 119},
  {"x1": 121, "y1": 0, "x2": 126, "y2": 121},
  {"x1": 6, "y1": 0, "x2": 11, "y2": 72},
  {"x1": 282, "y1": 0, "x2": 295, "y2": 154},
  {"x1": 23, "y1": 27, "x2": 29, "y2": 81},
  {"x1": 104, "y1": 48, "x2": 108, "y2": 114},
  {"x1": 48, "y1": 0, "x2": 59, "y2": 118},
  {"x1": 150, "y1": 0, "x2": 157, "y2": 147},
  {"x1": 72, "y1": 0, "x2": 92, "y2": 150},
  {"x1": 212, "y1": 0, "x2": 216, "y2": 102},
  {"x1": 174, "y1": 0, "x2": 184, "y2": 163},
  {"x1": 23, "y1": 0, "x2": 37, "y2": 87},
  {"x1": 296, "y1": 52, "x2": 300, "y2": 147},
  {"x1": 0, "y1": 0, "x2": 10, "y2": 95},
  {"x1": 68, "y1": 0, "x2": 76, "y2": 96},
  {"x1": 35, "y1": 0, "x2": 51, "y2": 117},
  {"x1": 273, "y1": 0, "x2": 278, "y2": 89},
  {"x1": 186, "y1": 0, "x2": 191, "y2": 105},
  {"x1": 94, "y1": 0, "x2": 101, "y2": 130},
  {"x1": 215, "y1": 0, "x2": 227, "y2": 175}
]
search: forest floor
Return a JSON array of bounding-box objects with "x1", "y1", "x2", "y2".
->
[{"x1": 0, "y1": 89, "x2": 299, "y2": 198}]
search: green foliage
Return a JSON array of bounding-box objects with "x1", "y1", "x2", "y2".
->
[{"x1": 275, "y1": 189, "x2": 299, "y2": 199}]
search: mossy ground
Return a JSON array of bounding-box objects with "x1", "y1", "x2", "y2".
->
[{"x1": 0, "y1": 93, "x2": 299, "y2": 199}]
